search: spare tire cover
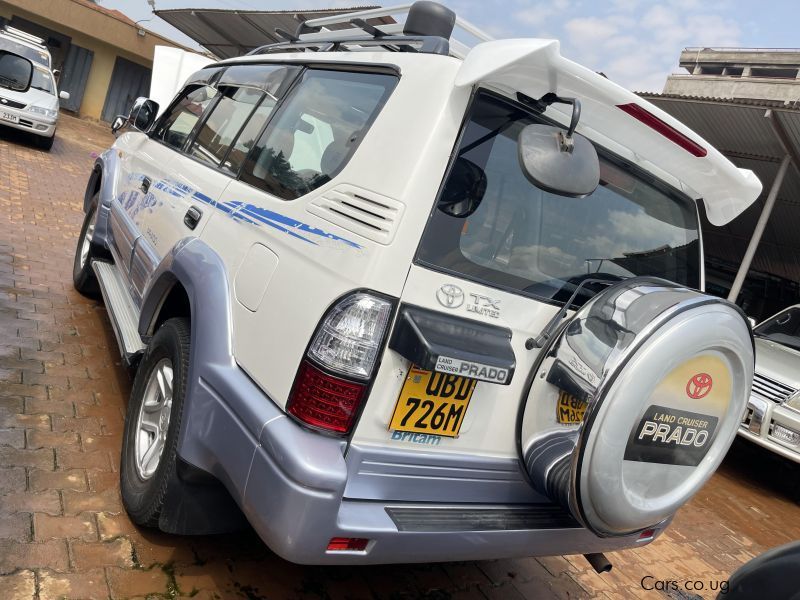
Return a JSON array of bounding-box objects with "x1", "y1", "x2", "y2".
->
[{"x1": 519, "y1": 277, "x2": 753, "y2": 537}]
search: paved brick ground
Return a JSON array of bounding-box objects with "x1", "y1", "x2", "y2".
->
[{"x1": 0, "y1": 115, "x2": 798, "y2": 600}]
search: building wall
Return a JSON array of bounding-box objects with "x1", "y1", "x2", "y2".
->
[
  {"x1": 664, "y1": 75, "x2": 800, "y2": 103},
  {"x1": 0, "y1": 0, "x2": 185, "y2": 120}
]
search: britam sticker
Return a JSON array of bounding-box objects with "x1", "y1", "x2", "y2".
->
[
  {"x1": 624, "y1": 404, "x2": 718, "y2": 467},
  {"x1": 435, "y1": 356, "x2": 509, "y2": 384}
]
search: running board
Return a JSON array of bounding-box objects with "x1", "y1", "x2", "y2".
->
[{"x1": 92, "y1": 260, "x2": 146, "y2": 362}]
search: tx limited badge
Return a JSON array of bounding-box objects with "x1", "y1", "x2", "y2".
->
[{"x1": 436, "y1": 284, "x2": 501, "y2": 318}]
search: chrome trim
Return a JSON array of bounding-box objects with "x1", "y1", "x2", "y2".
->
[{"x1": 747, "y1": 396, "x2": 769, "y2": 435}]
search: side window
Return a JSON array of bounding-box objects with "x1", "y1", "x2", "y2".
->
[
  {"x1": 222, "y1": 97, "x2": 277, "y2": 173},
  {"x1": 240, "y1": 69, "x2": 398, "y2": 200},
  {"x1": 189, "y1": 86, "x2": 264, "y2": 167},
  {"x1": 154, "y1": 85, "x2": 217, "y2": 150}
]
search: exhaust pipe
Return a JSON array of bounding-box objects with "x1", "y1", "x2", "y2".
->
[{"x1": 584, "y1": 552, "x2": 612, "y2": 574}]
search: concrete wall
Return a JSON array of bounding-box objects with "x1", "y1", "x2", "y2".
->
[
  {"x1": 679, "y1": 49, "x2": 800, "y2": 68},
  {"x1": 663, "y1": 74, "x2": 800, "y2": 103},
  {"x1": 0, "y1": 0, "x2": 186, "y2": 120}
]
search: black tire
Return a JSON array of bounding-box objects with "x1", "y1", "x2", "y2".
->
[
  {"x1": 72, "y1": 198, "x2": 102, "y2": 297},
  {"x1": 121, "y1": 318, "x2": 191, "y2": 527},
  {"x1": 35, "y1": 133, "x2": 54, "y2": 151}
]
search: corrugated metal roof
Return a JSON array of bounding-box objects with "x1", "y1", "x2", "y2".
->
[
  {"x1": 155, "y1": 6, "x2": 386, "y2": 59},
  {"x1": 640, "y1": 93, "x2": 800, "y2": 282}
]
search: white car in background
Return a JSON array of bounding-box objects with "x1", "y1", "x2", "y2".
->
[
  {"x1": 741, "y1": 305, "x2": 800, "y2": 463},
  {"x1": 0, "y1": 27, "x2": 66, "y2": 150}
]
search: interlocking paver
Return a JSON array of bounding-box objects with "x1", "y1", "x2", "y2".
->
[{"x1": 0, "y1": 114, "x2": 799, "y2": 600}]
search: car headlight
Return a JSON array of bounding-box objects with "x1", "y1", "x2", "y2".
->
[{"x1": 27, "y1": 106, "x2": 57, "y2": 119}]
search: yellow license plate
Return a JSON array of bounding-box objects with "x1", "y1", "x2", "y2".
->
[
  {"x1": 389, "y1": 368, "x2": 477, "y2": 438},
  {"x1": 556, "y1": 390, "x2": 587, "y2": 424}
]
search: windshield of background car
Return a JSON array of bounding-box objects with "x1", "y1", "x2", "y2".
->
[
  {"x1": 416, "y1": 91, "x2": 701, "y2": 307},
  {"x1": 755, "y1": 307, "x2": 800, "y2": 350},
  {"x1": 0, "y1": 51, "x2": 31, "y2": 92},
  {"x1": 30, "y1": 67, "x2": 54, "y2": 94},
  {"x1": 0, "y1": 37, "x2": 49, "y2": 68}
]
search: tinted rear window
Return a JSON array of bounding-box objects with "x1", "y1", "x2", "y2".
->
[{"x1": 417, "y1": 92, "x2": 701, "y2": 306}]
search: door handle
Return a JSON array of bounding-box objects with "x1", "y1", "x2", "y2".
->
[
  {"x1": 184, "y1": 206, "x2": 202, "y2": 230},
  {"x1": 140, "y1": 177, "x2": 151, "y2": 194}
]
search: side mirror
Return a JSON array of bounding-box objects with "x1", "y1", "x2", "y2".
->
[
  {"x1": 128, "y1": 97, "x2": 160, "y2": 132},
  {"x1": 59, "y1": 90, "x2": 70, "y2": 101},
  {"x1": 438, "y1": 157, "x2": 487, "y2": 218},
  {"x1": 111, "y1": 115, "x2": 127, "y2": 135},
  {"x1": 0, "y1": 51, "x2": 33, "y2": 93}
]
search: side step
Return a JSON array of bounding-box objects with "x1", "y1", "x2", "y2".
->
[{"x1": 92, "y1": 260, "x2": 146, "y2": 362}]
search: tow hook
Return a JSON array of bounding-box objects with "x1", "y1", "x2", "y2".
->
[{"x1": 584, "y1": 553, "x2": 612, "y2": 574}]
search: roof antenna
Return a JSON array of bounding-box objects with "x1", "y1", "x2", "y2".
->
[{"x1": 403, "y1": 1, "x2": 456, "y2": 39}]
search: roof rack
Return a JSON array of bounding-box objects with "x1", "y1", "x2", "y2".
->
[
  {"x1": 1, "y1": 26, "x2": 47, "y2": 48},
  {"x1": 247, "y1": 1, "x2": 493, "y2": 59}
]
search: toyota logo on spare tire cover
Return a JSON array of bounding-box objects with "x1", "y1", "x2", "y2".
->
[{"x1": 686, "y1": 373, "x2": 713, "y2": 399}]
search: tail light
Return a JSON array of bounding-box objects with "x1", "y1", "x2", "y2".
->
[
  {"x1": 287, "y1": 292, "x2": 393, "y2": 435},
  {"x1": 616, "y1": 103, "x2": 707, "y2": 157}
]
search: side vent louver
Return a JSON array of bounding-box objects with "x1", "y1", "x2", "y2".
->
[{"x1": 307, "y1": 184, "x2": 405, "y2": 245}]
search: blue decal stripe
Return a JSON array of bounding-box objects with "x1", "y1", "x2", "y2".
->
[{"x1": 141, "y1": 176, "x2": 362, "y2": 250}]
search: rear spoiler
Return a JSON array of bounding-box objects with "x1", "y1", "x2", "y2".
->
[{"x1": 456, "y1": 39, "x2": 762, "y2": 226}]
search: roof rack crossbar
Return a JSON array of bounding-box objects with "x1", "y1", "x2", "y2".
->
[
  {"x1": 1, "y1": 25, "x2": 47, "y2": 48},
  {"x1": 296, "y1": 2, "x2": 493, "y2": 58},
  {"x1": 247, "y1": 35, "x2": 449, "y2": 57}
]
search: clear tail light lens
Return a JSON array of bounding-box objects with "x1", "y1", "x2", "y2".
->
[{"x1": 308, "y1": 293, "x2": 392, "y2": 380}]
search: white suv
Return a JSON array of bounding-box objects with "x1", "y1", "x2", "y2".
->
[
  {"x1": 0, "y1": 27, "x2": 66, "y2": 150},
  {"x1": 73, "y1": 2, "x2": 758, "y2": 566}
]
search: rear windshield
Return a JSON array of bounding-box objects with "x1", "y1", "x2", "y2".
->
[{"x1": 417, "y1": 91, "x2": 700, "y2": 306}]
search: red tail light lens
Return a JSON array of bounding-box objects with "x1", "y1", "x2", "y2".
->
[
  {"x1": 327, "y1": 537, "x2": 370, "y2": 552},
  {"x1": 287, "y1": 360, "x2": 366, "y2": 434},
  {"x1": 616, "y1": 103, "x2": 707, "y2": 157}
]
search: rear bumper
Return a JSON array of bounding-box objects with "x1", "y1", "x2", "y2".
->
[
  {"x1": 244, "y1": 435, "x2": 655, "y2": 564},
  {"x1": 186, "y1": 362, "x2": 654, "y2": 564}
]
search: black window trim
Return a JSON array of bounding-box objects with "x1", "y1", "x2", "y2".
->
[
  {"x1": 145, "y1": 62, "x2": 399, "y2": 191},
  {"x1": 148, "y1": 64, "x2": 304, "y2": 179},
  {"x1": 413, "y1": 87, "x2": 702, "y2": 311}
]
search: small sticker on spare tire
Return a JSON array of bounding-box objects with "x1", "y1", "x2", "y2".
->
[{"x1": 624, "y1": 404, "x2": 718, "y2": 467}]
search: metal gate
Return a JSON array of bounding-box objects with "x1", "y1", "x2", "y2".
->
[
  {"x1": 59, "y1": 45, "x2": 93, "y2": 113},
  {"x1": 101, "y1": 57, "x2": 152, "y2": 123}
]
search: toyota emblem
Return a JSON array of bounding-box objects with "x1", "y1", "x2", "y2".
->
[
  {"x1": 686, "y1": 373, "x2": 712, "y2": 399},
  {"x1": 436, "y1": 284, "x2": 464, "y2": 308}
]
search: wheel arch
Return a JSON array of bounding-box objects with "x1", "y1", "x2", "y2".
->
[{"x1": 136, "y1": 237, "x2": 244, "y2": 534}]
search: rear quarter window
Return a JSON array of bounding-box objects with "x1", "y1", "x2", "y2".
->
[{"x1": 240, "y1": 68, "x2": 398, "y2": 200}]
